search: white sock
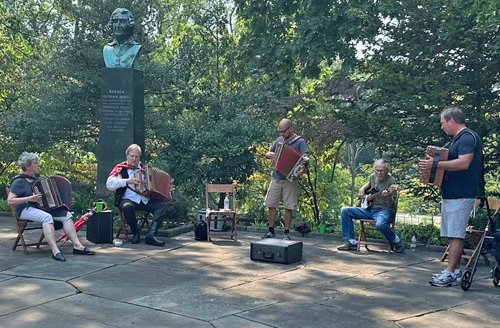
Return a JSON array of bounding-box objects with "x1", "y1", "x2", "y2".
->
[
  {"x1": 349, "y1": 239, "x2": 358, "y2": 245},
  {"x1": 393, "y1": 235, "x2": 400, "y2": 243}
]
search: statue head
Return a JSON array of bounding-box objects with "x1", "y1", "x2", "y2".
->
[{"x1": 107, "y1": 8, "x2": 135, "y2": 43}]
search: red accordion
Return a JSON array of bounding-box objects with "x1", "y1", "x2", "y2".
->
[
  {"x1": 420, "y1": 146, "x2": 449, "y2": 187},
  {"x1": 32, "y1": 175, "x2": 72, "y2": 212},
  {"x1": 271, "y1": 143, "x2": 309, "y2": 181},
  {"x1": 136, "y1": 165, "x2": 172, "y2": 202}
]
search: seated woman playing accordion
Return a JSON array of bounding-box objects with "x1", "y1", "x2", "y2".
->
[{"x1": 7, "y1": 152, "x2": 95, "y2": 262}]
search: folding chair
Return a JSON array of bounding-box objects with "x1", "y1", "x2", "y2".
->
[
  {"x1": 115, "y1": 210, "x2": 152, "y2": 241},
  {"x1": 205, "y1": 184, "x2": 237, "y2": 242},
  {"x1": 357, "y1": 191, "x2": 400, "y2": 253},
  {"x1": 6, "y1": 187, "x2": 47, "y2": 254}
]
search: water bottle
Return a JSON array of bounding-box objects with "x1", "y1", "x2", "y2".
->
[
  {"x1": 410, "y1": 236, "x2": 417, "y2": 251},
  {"x1": 224, "y1": 196, "x2": 230, "y2": 210}
]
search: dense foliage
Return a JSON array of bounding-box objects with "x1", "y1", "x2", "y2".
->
[{"x1": 1, "y1": 1, "x2": 500, "y2": 230}]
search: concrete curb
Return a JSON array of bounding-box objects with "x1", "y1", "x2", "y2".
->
[
  {"x1": 157, "y1": 224, "x2": 194, "y2": 238},
  {"x1": 0, "y1": 212, "x2": 460, "y2": 253}
]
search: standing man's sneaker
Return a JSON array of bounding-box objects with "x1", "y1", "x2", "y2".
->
[
  {"x1": 429, "y1": 271, "x2": 456, "y2": 287},
  {"x1": 283, "y1": 232, "x2": 291, "y2": 240},
  {"x1": 262, "y1": 231, "x2": 276, "y2": 239},
  {"x1": 337, "y1": 241, "x2": 357, "y2": 251},
  {"x1": 393, "y1": 241, "x2": 404, "y2": 253},
  {"x1": 431, "y1": 270, "x2": 461, "y2": 283}
]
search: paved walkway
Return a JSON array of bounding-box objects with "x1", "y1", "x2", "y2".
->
[{"x1": 0, "y1": 218, "x2": 498, "y2": 328}]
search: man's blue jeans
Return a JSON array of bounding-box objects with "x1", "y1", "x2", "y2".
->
[{"x1": 341, "y1": 207, "x2": 396, "y2": 243}]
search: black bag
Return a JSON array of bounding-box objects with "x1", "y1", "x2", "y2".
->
[{"x1": 194, "y1": 220, "x2": 207, "y2": 241}]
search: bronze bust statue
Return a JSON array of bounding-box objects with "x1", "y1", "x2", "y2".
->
[{"x1": 103, "y1": 8, "x2": 141, "y2": 69}]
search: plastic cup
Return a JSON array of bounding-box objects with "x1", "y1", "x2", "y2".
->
[{"x1": 95, "y1": 202, "x2": 103, "y2": 213}]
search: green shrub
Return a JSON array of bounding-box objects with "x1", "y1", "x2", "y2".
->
[
  {"x1": 72, "y1": 192, "x2": 96, "y2": 217},
  {"x1": 164, "y1": 192, "x2": 191, "y2": 222},
  {"x1": 468, "y1": 208, "x2": 490, "y2": 231},
  {"x1": 0, "y1": 198, "x2": 10, "y2": 212},
  {"x1": 396, "y1": 222, "x2": 448, "y2": 246}
]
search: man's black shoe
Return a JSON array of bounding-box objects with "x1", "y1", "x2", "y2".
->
[
  {"x1": 52, "y1": 252, "x2": 66, "y2": 262},
  {"x1": 145, "y1": 234, "x2": 165, "y2": 246},
  {"x1": 73, "y1": 247, "x2": 96, "y2": 255},
  {"x1": 132, "y1": 233, "x2": 141, "y2": 244}
]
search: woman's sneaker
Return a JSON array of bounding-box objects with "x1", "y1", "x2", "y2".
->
[{"x1": 429, "y1": 271, "x2": 456, "y2": 287}]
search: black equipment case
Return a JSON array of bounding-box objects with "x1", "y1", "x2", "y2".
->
[
  {"x1": 86, "y1": 210, "x2": 113, "y2": 243},
  {"x1": 250, "y1": 239, "x2": 303, "y2": 264}
]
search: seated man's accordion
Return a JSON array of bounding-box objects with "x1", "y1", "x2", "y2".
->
[
  {"x1": 271, "y1": 143, "x2": 309, "y2": 182},
  {"x1": 32, "y1": 175, "x2": 72, "y2": 212},
  {"x1": 136, "y1": 165, "x2": 172, "y2": 202}
]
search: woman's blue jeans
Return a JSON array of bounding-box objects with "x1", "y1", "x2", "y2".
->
[{"x1": 341, "y1": 206, "x2": 396, "y2": 243}]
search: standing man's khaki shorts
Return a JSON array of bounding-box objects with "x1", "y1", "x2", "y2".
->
[{"x1": 264, "y1": 179, "x2": 298, "y2": 210}]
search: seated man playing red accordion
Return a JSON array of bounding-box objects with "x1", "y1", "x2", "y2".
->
[{"x1": 106, "y1": 144, "x2": 170, "y2": 246}]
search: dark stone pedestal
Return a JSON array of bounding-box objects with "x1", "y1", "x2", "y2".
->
[
  {"x1": 86, "y1": 210, "x2": 113, "y2": 243},
  {"x1": 96, "y1": 68, "x2": 144, "y2": 199}
]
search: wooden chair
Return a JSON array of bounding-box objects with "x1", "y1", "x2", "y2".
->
[
  {"x1": 115, "y1": 210, "x2": 152, "y2": 241},
  {"x1": 357, "y1": 191, "x2": 400, "y2": 253},
  {"x1": 440, "y1": 198, "x2": 500, "y2": 267},
  {"x1": 6, "y1": 187, "x2": 48, "y2": 254},
  {"x1": 205, "y1": 184, "x2": 237, "y2": 242}
]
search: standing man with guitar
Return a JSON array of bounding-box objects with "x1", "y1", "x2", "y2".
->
[{"x1": 337, "y1": 159, "x2": 404, "y2": 253}]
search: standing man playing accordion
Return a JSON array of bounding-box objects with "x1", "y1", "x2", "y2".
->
[
  {"x1": 106, "y1": 144, "x2": 169, "y2": 246},
  {"x1": 420, "y1": 107, "x2": 484, "y2": 287},
  {"x1": 263, "y1": 119, "x2": 308, "y2": 241},
  {"x1": 7, "y1": 152, "x2": 95, "y2": 262}
]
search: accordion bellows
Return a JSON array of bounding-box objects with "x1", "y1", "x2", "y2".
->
[
  {"x1": 32, "y1": 175, "x2": 72, "y2": 211},
  {"x1": 136, "y1": 166, "x2": 172, "y2": 201},
  {"x1": 420, "y1": 146, "x2": 449, "y2": 187},
  {"x1": 271, "y1": 143, "x2": 308, "y2": 181}
]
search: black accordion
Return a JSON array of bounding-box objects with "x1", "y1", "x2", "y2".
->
[
  {"x1": 271, "y1": 143, "x2": 309, "y2": 181},
  {"x1": 32, "y1": 175, "x2": 72, "y2": 212}
]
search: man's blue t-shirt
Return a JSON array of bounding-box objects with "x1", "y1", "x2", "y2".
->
[
  {"x1": 441, "y1": 128, "x2": 484, "y2": 199},
  {"x1": 270, "y1": 135, "x2": 308, "y2": 180}
]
